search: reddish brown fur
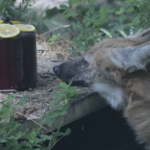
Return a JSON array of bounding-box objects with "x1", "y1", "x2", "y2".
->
[
  {"x1": 54, "y1": 28, "x2": 150, "y2": 149},
  {"x1": 87, "y1": 30, "x2": 150, "y2": 149},
  {"x1": 123, "y1": 66, "x2": 150, "y2": 149}
]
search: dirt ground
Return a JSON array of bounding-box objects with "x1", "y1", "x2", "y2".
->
[{"x1": 0, "y1": 34, "x2": 92, "y2": 121}]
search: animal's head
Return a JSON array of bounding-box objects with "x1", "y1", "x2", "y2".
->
[{"x1": 53, "y1": 37, "x2": 150, "y2": 109}]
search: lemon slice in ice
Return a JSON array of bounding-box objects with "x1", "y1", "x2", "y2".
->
[
  {"x1": 14, "y1": 24, "x2": 36, "y2": 32},
  {"x1": 0, "y1": 24, "x2": 20, "y2": 38}
]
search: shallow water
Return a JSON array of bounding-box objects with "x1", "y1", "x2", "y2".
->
[{"x1": 52, "y1": 106, "x2": 144, "y2": 150}]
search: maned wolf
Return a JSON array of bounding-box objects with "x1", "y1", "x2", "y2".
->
[{"x1": 53, "y1": 28, "x2": 150, "y2": 149}]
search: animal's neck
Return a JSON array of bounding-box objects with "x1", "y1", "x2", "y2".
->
[
  {"x1": 124, "y1": 70, "x2": 150, "y2": 102},
  {"x1": 90, "y1": 82, "x2": 127, "y2": 110}
]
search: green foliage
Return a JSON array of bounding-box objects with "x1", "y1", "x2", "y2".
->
[
  {"x1": 39, "y1": 80, "x2": 80, "y2": 149},
  {"x1": 0, "y1": 80, "x2": 78, "y2": 150},
  {"x1": 0, "y1": 0, "x2": 16, "y2": 18},
  {"x1": 110, "y1": 0, "x2": 150, "y2": 36},
  {"x1": 0, "y1": 0, "x2": 34, "y2": 21},
  {"x1": 128, "y1": 0, "x2": 150, "y2": 30},
  {"x1": 0, "y1": 95, "x2": 14, "y2": 119},
  {"x1": 59, "y1": 0, "x2": 114, "y2": 56},
  {"x1": 19, "y1": 95, "x2": 28, "y2": 105},
  {"x1": 52, "y1": 0, "x2": 150, "y2": 56},
  {"x1": 1, "y1": 0, "x2": 150, "y2": 149},
  {"x1": 48, "y1": 33, "x2": 61, "y2": 44},
  {"x1": 0, "y1": 118, "x2": 27, "y2": 150}
]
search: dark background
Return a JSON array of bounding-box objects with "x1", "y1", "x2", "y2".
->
[{"x1": 52, "y1": 106, "x2": 145, "y2": 150}]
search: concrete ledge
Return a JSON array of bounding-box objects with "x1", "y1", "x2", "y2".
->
[
  {"x1": 19, "y1": 92, "x2": 107, "y2": 135},
  {"x1": 64, "y1": 92, "x2": 106, "y2": 125}
]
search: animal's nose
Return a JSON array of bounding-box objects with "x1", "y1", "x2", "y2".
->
[{"x1": 53, "y1": 65, "x2": 60, "y2": 75}]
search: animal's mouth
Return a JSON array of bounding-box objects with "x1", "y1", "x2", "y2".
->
[{"x1": 53, "y1": 64, "x2": 88, "y2": 87}]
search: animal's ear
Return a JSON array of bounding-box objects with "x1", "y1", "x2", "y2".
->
[{"x1": 110, "y1": 42, "x2": 150, "y2": 72}]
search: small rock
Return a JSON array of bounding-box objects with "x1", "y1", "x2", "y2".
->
[{"x1": 48, "y1": 88, "x2": 52, "y2": 92}]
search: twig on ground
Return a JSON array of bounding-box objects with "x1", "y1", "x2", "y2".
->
[
  {"x1": 15, "y1": 108, "x2": 38, "y2": 120},
  {"x1": 15, "y1": 112, "x2": 50, "y2": 132},
  {"x1": 43, "y1": 25, "x2": 70, "y2": 35}
]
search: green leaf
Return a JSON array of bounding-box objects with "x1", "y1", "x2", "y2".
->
[
  {"x1": 133, "y1": 6, "x2": 141, "y2": 13},
  {"x1": 60, "y1": 4, "x2": 69, "y2": 10},
  {"x1": 116, "y1": 7, "x2": 124, "y2": 15},
  {"x1": 48, "y1": 33, "x2": 60, "y2": 43},
  {"x1": 67, "y1": 12, "x2": 78, "y2": 18},
  {"x1": 125, "y1": 23, "x2": 133, "y2": 27},
  {"x1": 117, "y1": 29, "x2": 127, "y2": 38},
  {"x1": 111, "y1": 26, "x2": 119, "y2": 33},
  {"x1": 59, "y1": 110, "x2": 67, "y2": 116},
  {"x1": 54, "y1": 105, "x2": 64, "y2": 111},
  {"x1": 65, "y1": 128, "x2": 71, "y2": 135},
  {"x1": 57, "y1": 128, "x2": 71, "y2": 137},
  {"x1": 53, "y1": 91, "x2": 63, "y2": 98},
  {"x1": 47, "y1": 119, "x2": 54, "y2": 127},
  {"x1": 35, "y1": 137, "x2": 45, "y2": 144},
  {"x1": 60, "y1": 11, "x2": 78, "y2": 19},
  {"x1": 60, "y1": 82, "x2": 68, "y2": 88},
  {"x1": 0, "y1": 105, "x2": 12, "y2": 119},
  {"x1": 109, "y1": 22, "x2": 119, "y2": 27},
  {"x1": 40, "y1": 116, "x2": 55, "y2": 126},
  {"x1": 39, "y1": 118, "x2": 47, "y2": 125},
  {"x1": 24, "y1": 128, "x2": 40, "y2": 144},
  {"x1": 19, "y1": 95, "x2": 28, "y2": 105},
  {"x1": 7, "y1": 131, "x2": 25, "y2": 140},
  {"x1": 69, "y1": 88, "x2": 76, "y2": 96},
  {"x1": 62, "y1": 103, "x2": 71, "y2": 111},
  {"x1": 126, "y1": 8, "x2": 134, "y2": 12},
  {"x1": 57, "y1": 132, "x2": 66, "y2": 136},
  {"x1": 8, "y1": 123, "x2": 21, "y2": 135},
  {"x1": 100, "y1": 6, "x2": 106, "y2": 14},
  {"x1": 50, "y1": 100, "x2": 58, "y2": 105},
  {"x1": 40, "y1": 135, "x2": 53, "y2": 141},
  {"x1": 49, "y1": 111, "x2": 60, "y2": 118},
  {"x1": 68, "y1": 78, "x2": 74, "y2": 86},
  {"x1": 7, "y1": 94, "x2": 15, "y2": 101}
]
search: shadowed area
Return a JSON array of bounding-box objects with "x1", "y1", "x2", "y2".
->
[{"x1": 51, "y1": 106, "x2": 144, "y2": 150}]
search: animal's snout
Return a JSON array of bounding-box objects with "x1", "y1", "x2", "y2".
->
[{"x1": 53, "y1": 65, "x2": 60, "y2": 75}]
